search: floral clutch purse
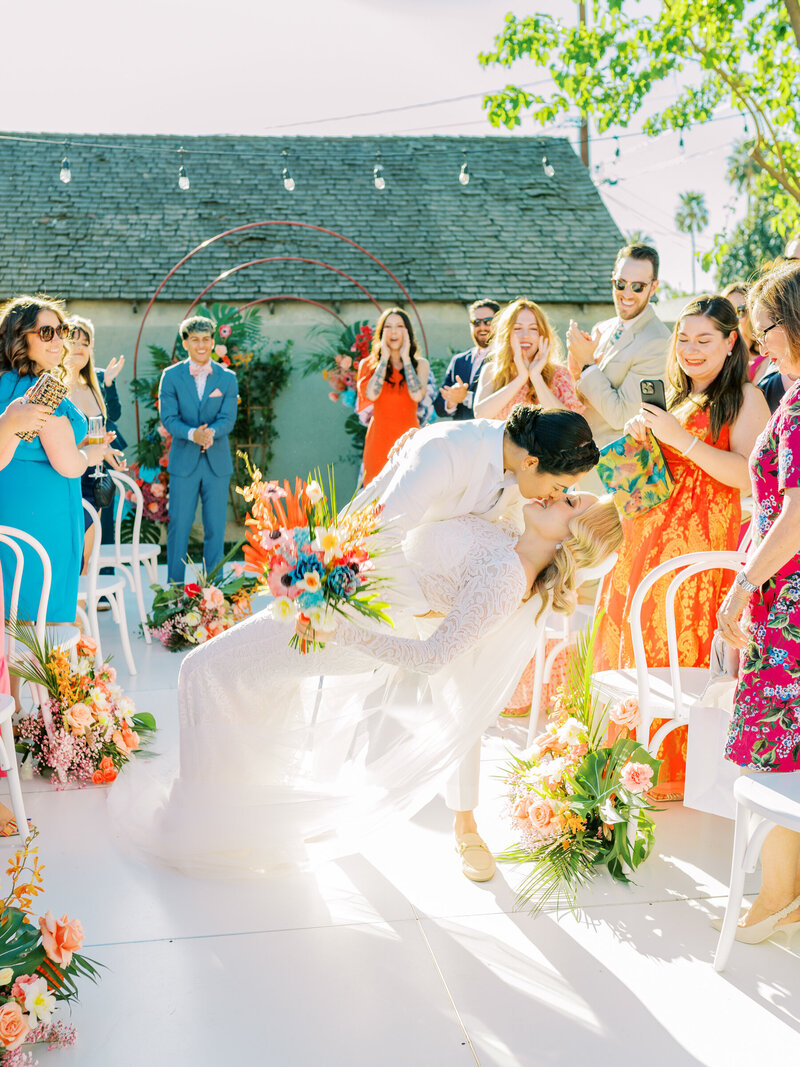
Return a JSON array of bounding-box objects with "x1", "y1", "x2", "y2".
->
[{"x1": 596, "y1": 431, "x2": 674, "y2": 518}]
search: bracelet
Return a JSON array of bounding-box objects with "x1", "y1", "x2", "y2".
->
[{"x1": 681, "y1": 436, "x2": 699, "y2": 457}]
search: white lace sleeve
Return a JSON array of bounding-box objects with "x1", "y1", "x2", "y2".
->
[{"x1": 335, "y1": 555, "x2": 527, "y2": 674}]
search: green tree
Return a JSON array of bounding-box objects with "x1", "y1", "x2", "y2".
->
[
  {"x1": 480, "y1": 2, "x2": 800, "y2": 244},
  {"x1": 674, "y1": 191, "x2": 709, "y2": 291},
  {"x1": 713, "y1": 203, "x2": 786, "y2": 286},
  {"x1": 624, "y1": 229, "x2": 656, "y2": 246}
]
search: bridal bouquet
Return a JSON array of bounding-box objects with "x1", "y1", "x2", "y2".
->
[
  {"x1": 9, "y1": 630, "x2": 155, "y2": 788},
  {"x1": 499, "y1": 619, "x2": 661, "y2": 914},
  {"x1": 237, "y1": 459, "x2": 392, "y2": 652},
  {"x1": 0, "y1": 828, "x2": 100, "y2": 1064},
  {"x1": 146, "y1": 555, "x2": 259, "y2": 651}
]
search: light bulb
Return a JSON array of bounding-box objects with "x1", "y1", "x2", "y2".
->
[
  {"x1": 679, "y1": 132, "x2": 685, "y2": 152},
  {"x1": 373, "y1": 164, "x2": 385, "y2": 190},
  {"x1": 542, "y1": 154, "x2": 555, "y2": 178},
  {"x1": 59, "y1": 157, "x2": 71, "y2": 184},
  {"x1": 282, "y1": 168, "x2": 295, "y2": 192},
  {"x1": 178, "y1": 165, "x2": 190, "y2": 191},
  {"x1": 459, "y1": 161, "x2": 470, "y2": 186}
]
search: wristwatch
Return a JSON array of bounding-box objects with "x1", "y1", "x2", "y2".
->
[{"x1": 735, "y1": 571, "x2": 759, "y2": 594}]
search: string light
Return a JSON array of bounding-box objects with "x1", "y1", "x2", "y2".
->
[
  {"x1": 678, "y1": 131, "x2": 686, "y2": 152},
  {"x1": 281, "y1": 148, "x2": 295, "y2": 192},
  {"x1": 177, "y1": 148, "x2": 190, "y2": 191},
  {"x1": 458, "y1": 149, "x2": 470, "y2": 186},
  {"x1": 373, "y1": 151, "x2": 385, "y2": 190},
  {"x1": 59, "y1": 143, "x2": 71, "y2": 184},
  {"x1": 614, "y1": 136, "x2": 621, "y2": 160},
  {"x1": 542, "y1": 154, "x2": 555, "y2": 178}
]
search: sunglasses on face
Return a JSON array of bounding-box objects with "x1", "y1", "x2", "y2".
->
[
  {"x1": 470, "y1": 316, "x2": 494, "y2": 326},
  {"x1": 611, "y1": 277, "x2": 653, "y2": 294},
  {"x1": 26, "y1": 323, "x2": 70, "y2": 342},
  {"x1": 734, "y1": 305, "x2": 747, "y2": 316}
]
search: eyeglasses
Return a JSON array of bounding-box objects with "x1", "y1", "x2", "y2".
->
[
  {"x1": 25, "y1": 323, "x2": 70, "y2": 342},
  {"x1": 734, "y1": 305, "x2": 747, "y2": 316},
  {"x1": 755, "y1": 321, "x2": 783, "y2": 347},
  {"x1": 470, "y1": 316, "x2": 495, "y2": 327},
  {"x1": 68, "y1": 327, "x2": 91, "y2": 343},
  {"x1": 611, "y1": 277, "x2": 654, "y2": 294}
]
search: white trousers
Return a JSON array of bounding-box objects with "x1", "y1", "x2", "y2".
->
[{"x1": 444, "y1": 740, "x2": 481, "y2": 812}]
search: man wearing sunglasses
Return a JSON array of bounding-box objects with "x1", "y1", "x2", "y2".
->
[
  {"x1": 434, "y1": 299, "x2": 500, "y2": 421},
  {"x1": 566, "y1": 244, "x2": 670, "y2": 474}
]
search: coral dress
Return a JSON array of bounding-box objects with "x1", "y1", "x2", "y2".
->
[
  {"x1": 357, "y1": 362, "x2": 419, "y2": 486},
  {"x1": 726, "y1": 381, "x2": 800, "y2": 771},
  {"x1": 594, "y1": 406, "x2": 741, "y2": 784},
  {"x1": 492, "y1": 365, "x2": 585, "y2": 713}
]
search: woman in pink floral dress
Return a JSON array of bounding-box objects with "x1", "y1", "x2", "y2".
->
[
  {"x1": 717, "y1": 261, "x2": 800, "y2": 943},
  {"x1": 474, "y1": 298, "x2": 584, "y2": 715}
]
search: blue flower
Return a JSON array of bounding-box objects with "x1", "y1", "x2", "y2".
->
[
  {"x1": 290, "y1": 554, "x2": 324, "y2": 584},
  {"x1": 327, "y1": 565, "x2": 359, "y2": 599},
  {"x1": 297, "y1": 589, "x2": 325, "y2": 610}
]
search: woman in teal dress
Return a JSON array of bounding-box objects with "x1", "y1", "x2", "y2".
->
[{"x1": 0, "y1": 296, "x2": 111, "y2": 623}]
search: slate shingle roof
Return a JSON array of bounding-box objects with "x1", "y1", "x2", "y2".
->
[{"x1": 0, "y1": 134, "x2": 622, "y2": 305}]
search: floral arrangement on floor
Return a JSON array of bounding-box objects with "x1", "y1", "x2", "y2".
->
[
  {"x1": 0, "y1": 828, "x2": 100, "y2": 1064},
  {"x1": 9, "y1": 632, "x2": 156, "y2": 789},
  {"x1": 146, "y1": 548, "x2": 260, "y2": 651},
  {"x1": 499, "y1": 618, "x2": 661, "y2": 914},
  {"x1": 237, "y1": 458, "x2": 391, "y2": 652}
]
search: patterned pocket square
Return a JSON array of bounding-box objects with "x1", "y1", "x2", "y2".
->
[{"x1": 208, "y1": 388, "x2": 223, "y2": 398}]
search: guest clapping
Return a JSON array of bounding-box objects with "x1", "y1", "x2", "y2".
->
[
  {"x1": 356, "y1": 308, "x2": 429, "y2": 486},
  {"x1": 473, "y1": 299, "x2": 582, "y2": 420},
  {"x1": 0, "y1": 296, "x2": 114, "y2": 625},
  {"x1": 595, "y1": 295, "x2": 770, "y2": 798},
  {"x1": 434, "y1": 299, "x2": 499, "y2": 420},
  {"x1": 715, "y1": 260, "x2": 800, "y2": 942}
]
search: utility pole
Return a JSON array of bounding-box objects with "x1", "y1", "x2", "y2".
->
[{"x1": 578, "y1": 2, "x2": 590, "y2": 168}]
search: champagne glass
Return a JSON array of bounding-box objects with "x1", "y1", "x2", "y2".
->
[{"x1": 85, "y1": 414, "x2": 106, "y2": 479}]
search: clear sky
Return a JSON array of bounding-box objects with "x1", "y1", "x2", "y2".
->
[{"x1": 4, "y1": 0, "x2": 744, "y2": 293}]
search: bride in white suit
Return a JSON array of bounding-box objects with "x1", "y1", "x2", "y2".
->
[{"x1": 111, "y1": 407, "x2": 622, "y2": 879}]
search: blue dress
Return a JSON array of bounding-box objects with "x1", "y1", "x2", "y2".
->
[{"x1": 0, "y1": 371, "x2": 87, "y2": 621}]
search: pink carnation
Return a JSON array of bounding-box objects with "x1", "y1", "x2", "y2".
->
[{"x1": 620, "y1": 761, "x2": 654, "y2": 794}]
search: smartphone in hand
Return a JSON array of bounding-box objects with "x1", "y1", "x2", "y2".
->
[{"x1": 640, "y1": 379, "x2": 667, "y2": 411}]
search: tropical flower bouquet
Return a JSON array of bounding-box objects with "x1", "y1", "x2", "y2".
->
[
  {"x1": 499, "y1": 619, "x2": 661, "y2": 914},
  {"x1": 146, "y1": 551, "x2": 260, "y2": 651},
  {"x1": 237, "y1": 459, "x2": 392, "y2": 652},
  {"x1": 0, "y1": 828, "x2": 100, "y2": 1064},
  {"x1": 303, "y1": 320, "x2": 373, "y2": 409},
  {"x1": 9, "y1": 632, "x2": 155, "y2": 788}
]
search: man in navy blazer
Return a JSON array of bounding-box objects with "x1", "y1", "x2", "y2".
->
[
  {"x1": 433, "y1": 299, "x2": 500, "y2": 421},
  {"x1": 158, "y1": 315, "x2": 239, "y2": 584}
]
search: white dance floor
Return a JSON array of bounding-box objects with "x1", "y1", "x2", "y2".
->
[{"x1": 6, "y1": 572, "x2": 800, "y2": 1067}]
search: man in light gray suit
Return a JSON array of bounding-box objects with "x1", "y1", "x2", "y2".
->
[{"x1": 566, "y1": 245, "x2": 671, "y2": 482}]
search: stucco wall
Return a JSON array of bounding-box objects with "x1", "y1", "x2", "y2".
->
[{"x1": 65, "y1": 297, "x2": 616, "y2": 502}]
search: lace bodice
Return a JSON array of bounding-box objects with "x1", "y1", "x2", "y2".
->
[{"x1": 337, "y1": 515, "x2": 528, "y2": 673}]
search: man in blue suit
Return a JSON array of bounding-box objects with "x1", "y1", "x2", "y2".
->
[
  {"x1": 158, "y1": 315, "x2": 239, "y2": 584},
  {"x1": 433, "y1": 299, "x2": 500, "y2": 421}
]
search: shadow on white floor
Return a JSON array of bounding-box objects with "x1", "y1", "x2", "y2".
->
[{"x1": 4, "y1": 570, "x2": 799, "y2": 1066}]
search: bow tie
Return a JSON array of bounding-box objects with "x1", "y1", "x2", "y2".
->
[{"x1": 189, "y1": 360, "x2": 212, "y2": 379}]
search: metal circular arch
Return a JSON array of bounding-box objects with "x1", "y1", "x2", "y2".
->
[{"x1": 132, "y1": 219, "x2": 428, "y2": 437}]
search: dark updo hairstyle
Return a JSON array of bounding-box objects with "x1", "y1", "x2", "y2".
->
[
  {"x1": 666, "y1": 294, "x2": 749, "y2": 442},
  {"x1": 0, "y1": 294, "x2": 68, "y2": 378},
  {"x1": 505, "y1": 404, "x2": 600, "y2": 476}
]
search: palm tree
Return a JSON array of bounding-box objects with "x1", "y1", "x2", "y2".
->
[
  {"x1": 624, "y1": 229, "x2": 655, "y2": 247},
  {"x1": 675, "y1": 191, "x2": 709, "y2": 293},
  {"x1": 726, "y1": 139, "x2": 761, "y2": 214}
]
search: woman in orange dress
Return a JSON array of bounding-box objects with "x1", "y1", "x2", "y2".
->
[
  {"x1": 595, "y1": 295, "x2": 771, "y2": 798},
  {"x1": 473, "y1": 298, "x2": 585, "y2": 715},
  {"x1": 356, "y1": 308, "x2": 429, "y2": 486}
]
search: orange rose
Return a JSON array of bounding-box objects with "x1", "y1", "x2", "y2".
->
[
  {"x1": 38, "y1": 911, "x2": 84, "y2": 968},
  {"x1": 121, "y1": 727, "x2": 140, "y2": 752},
  {"x1": 0, "y1": 1001, "x2": 29, "y2": 1050},
  {"x1": 65, "y1": 702, "x2": 93, "y2": 735},
  {"x1": 91, "y1": 770, "x2": 105, "y2": 785},
  {"x1": 76, "y1": 636, "x2": 97, "y2": 657}
]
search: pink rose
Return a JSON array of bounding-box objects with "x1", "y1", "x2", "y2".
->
[
  {"x1": 528, "y1": 800, "x2": 555, "y2": 832},
  {"x1": 66, "y1": 702, "x2": 93, "y2": 734},
  {"x1": 150, "y1": 482, "x2": 165, "y2": 498},
  {"x1": 206, "y1": 619, "x2": 224, "y2": 637},
  {"x1": 201, "y1": 586, "x2": 225, "y2": 611},
  {"x1": 214, "y1": 344, "x2": 227, "y2": 357},
  {"x1": 38, "y1": 911, "x2": 84, "y2": 968},
  {"x1": 620, "y1": 761, "x2": 654, "y2": 794},
  {"x1": 10, "y1": 974, "x2": 38, "y2": 1001},
  {"x1": 100, "y1": 665, "x2": 117, "y2": 684},
  {"x1": 0, "y1": 1001, "x2": 29, "y2": 1050},
  {"x1": 610, "y1": 697, "x2": 640, "y2": 729},
  {"x1": 511, "y1": 797, "x2": 532, "y2": 820}
]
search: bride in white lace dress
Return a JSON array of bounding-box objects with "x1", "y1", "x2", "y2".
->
[{"x1": 110, "y1": 491, "x2": 622, "y2": 878}]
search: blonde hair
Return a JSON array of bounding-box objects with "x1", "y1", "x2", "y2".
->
[
  {"x1": 483, "y1": 298, "x2": 563, "y2": 400},
  {"x1": 531, "y1": 497, "x2": 623, "y2": 620},
  {"x1": 64, "y1": 315, "x2": 106, "y2": 417}
]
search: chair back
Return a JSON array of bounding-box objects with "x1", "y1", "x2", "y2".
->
[
  {"x1": 629, "y1": 550, "x2": 747, "y2": 724},
  {"x1": 0, "y1": 526, "x2": 52, "y2": 657},
  {"x1": 81, "y1": 500, "x2": 102, "y2": 608},
  {"x1": 107, "y1": 470, "x2": 144, "y2": 565}
]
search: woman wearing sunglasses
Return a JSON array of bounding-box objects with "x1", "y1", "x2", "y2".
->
[{"x1": 0, "y1": 295, "x2": 113, "y2": 632}]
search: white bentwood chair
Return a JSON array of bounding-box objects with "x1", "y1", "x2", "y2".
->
[
  {"x1": 590, "y1": 550, "x2": 748, "y2": 757},
  {"x1": 98, "y1": 470, "x2": 160, "y2": 643},
  {"x1": 79, "y1": 500, "x2": 137, "y2": 675}
]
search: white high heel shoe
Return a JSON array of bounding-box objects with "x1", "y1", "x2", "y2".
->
[{"x1": 712, "y1": 893, "x2": 800, "y2": 944}]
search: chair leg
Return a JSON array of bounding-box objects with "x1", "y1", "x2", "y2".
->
[
  {"x1": 0, "y1": 717, "x2": 28, "y2": 841},
  {"x1": 714, "y1": 800, "x2": 756, "y2": 972},
  {"x1": 112, "y1": 591, "x2": 137, "y2": 676},
  {"x1": 133, "y1": 562, "x2": 151, "y2": 643}
]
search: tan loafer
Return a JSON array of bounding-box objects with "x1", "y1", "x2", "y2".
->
[{"x1": 456, "y1": 832, "x2": 496, "y2": 882}]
